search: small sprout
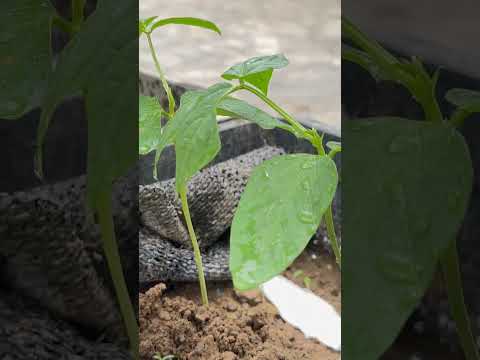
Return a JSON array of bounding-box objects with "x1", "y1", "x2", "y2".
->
[
  {"x1": 153, "y1": 354, "x2": 177, "y2": 360},
  {"x1": 293, "y1": 270, "x2": 304, "y2": 278},
  {"x1": 326, "y1": 141, "x2": 341, "y2": 158},
  {"x1": 303, "y1": 276, "x2": 312, "y2": 289}
]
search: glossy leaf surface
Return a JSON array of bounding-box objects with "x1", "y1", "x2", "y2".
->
[
  {"x1": 230, "y1": 154, "x2": 338, "y2": 290},
  {"x1": 343, "y1": 118, "x2": 473, "y2": 359},
  {"x1": 222, "y1": 54, "x2": 289, "y2": 95}
]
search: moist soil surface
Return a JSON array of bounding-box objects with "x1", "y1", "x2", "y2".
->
[{"x1": 139, "y1": 243, "x2": 341, "y2": 360}]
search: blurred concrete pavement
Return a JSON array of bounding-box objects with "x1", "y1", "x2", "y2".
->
[{"x1": 139, "y1": 0, "x2": 340, "y2": 136}]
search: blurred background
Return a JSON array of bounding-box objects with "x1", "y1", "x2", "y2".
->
[{"x1": 139, "y1": 0, "x2": 341, "y2": 136}]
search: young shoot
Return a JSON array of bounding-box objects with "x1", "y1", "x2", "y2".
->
[
  {"x1": 342, "y1": 16, "x2": 480, "y2": 360},
  {"x1": 139, "y1": 18, "x2": 341, "y2": 305}
]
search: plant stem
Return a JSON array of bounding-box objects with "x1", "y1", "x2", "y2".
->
[
  {"x1": 179, "y1": 187, "x2": 209, "y2": 305},
  {"x1": 52, "y1": 15, "x2": 74, "y2": 36},
  {"x1": 71, "y1": 0, "x2": 85, "y2": 30},
  {"x1": 237, "y1": 84, "x2": 308, "y2": 137},
  {"x1": 96, "y1": 191, "x2": 139, "y2": 359},
  {"x1": 325, "y1": 206, "x2": 341, "y2": 269},
  {"x1": 450, "y1": 109, "x2": 471, "y2": 129},
  {"x1": 146, "y1": 33, "x2": 176, "y2": 116},
  {"x1": 315, "y1": 135, "x2": 342, "y2": 268},
  {"x1": 441, "y1": 239, "x2": 480, "y2": 360}
]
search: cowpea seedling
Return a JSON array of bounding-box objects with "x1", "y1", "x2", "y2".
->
[
  {"x1": 342, "y1": 16, "x2": 480, "y2": 360},
  {"x1": 139, "y1": 18, "x2": 341, "y2": 305},
  {"x1": 4, "y1": 0, "x2": 139, "y2": 357}
]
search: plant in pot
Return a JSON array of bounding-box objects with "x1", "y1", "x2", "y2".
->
[
  {"x1": 2, "y1": 0, "x2": 139, "y2": 357},
  {"x1": 138, "y1": 16, "x2": 342, "y2": 306},
  {"x1": 342, "y1": 16, "x2": 480, "y2": 360}
]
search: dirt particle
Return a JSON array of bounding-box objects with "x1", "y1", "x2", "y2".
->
[
  {"x1": 234, "y1": 289, "x2": 263, "y2": 306},
  {"x1": 140, "y1": 248, "x2": 340, "y2": 360},
  {"x1": 194, "y1": 308, "x2": 210, "y2": 323},
  {"x1": 220, "y1": 351, "x2": 237, "y2": 360}
]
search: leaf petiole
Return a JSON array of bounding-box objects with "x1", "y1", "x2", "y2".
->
[
  {"x1": 71, "y1": 0, "x2": 85, "y2": 30},
  {"x1": 52, "y1": 15, "x2": 75, "y2": 36},
  {"x1": 146, "y1": 33, "x2": 176, "y2": 116}
]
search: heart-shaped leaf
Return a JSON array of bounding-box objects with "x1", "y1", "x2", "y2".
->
[
  {"x1": 446, "y1": 88, "x2": 480, "y2": 113},
  {"x1": 222, "y1": 54, "x2": 289, "y2": 95},
  {"x1": 217, "y1": 97, "x2": 294, "y2": 132},
  {"x1": 343, "y1": 118, "x2": 473, "y2": 359},
  {"x1": 139, "y1": 95, "x2": 163, "y2": 154},
  {"x1": 139, "y1": 16, "x2": 221, "y2": 36},
  {"x1": 163, "y1": 83, "x2": 233, "y2": 191},
  {"x1": 0, "y1": 0, "x2": 55, "y2": 119},
  {"x1": 230, "y1": 154, "x2": 338, "y2": 290}
]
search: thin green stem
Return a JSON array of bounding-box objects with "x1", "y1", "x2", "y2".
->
[
  {"x1": 342, "y1": 17, "x2": 443, "y2": 124},
  {"x1": 146, "y1": 33, "x2": 176, "y2": 116},
  {"x1": 179, "y1": 187, "x2": 209, "y2": 306},
  {"x1": 315, "y1": 135, "x2": 341, "y2": 268},
  {"x1": 96, "y1": 191, "x2": 139, "y2": 359},
  {"x1": 450, "y1": 109, "x2": 471, "y2": 129},
  {"x1": 325, "y1": 206, "x2": 341, "y2": 269},
  {"x1": 234, "y1": 84, "x2": 308, "y2": 137},
  {"x1": 52, "y1": 15, "x2": 74, "y2": 36},
  {"x1": 71, "y1": 0, "x2": 85, "y2": 30},
  {"x1": 328, "y1": 148, "x2": 341, "y2": 159},
  {"x1": 441, "y1": 240, "x2": 480, "y2": 360}
]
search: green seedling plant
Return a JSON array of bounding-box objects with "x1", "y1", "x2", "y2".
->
[
  {"x1": 139, "y1": 18, "x2": 341, "y2": 306},
  {"x1": 343, "y1": 17, "x2": 480, "y2": 360},
  {"x1": 293, "y1": 270, "x2": 313, "y2": 290},
  {"x1": 153, "y1": 354, "x2": 177, "y2": 360},
  {"x1": 3, "y1": 1, "x2": 138, "y2": 357}
]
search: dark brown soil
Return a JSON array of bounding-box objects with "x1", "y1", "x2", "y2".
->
[{"x1": 139, "y1": 246, "x2": 341, "y2": 360}]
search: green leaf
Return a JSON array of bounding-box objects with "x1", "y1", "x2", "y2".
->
[
  {"x1": 171, "y1": 83, "x2": 234, "y2": 191},
  {"x1": 35, "y1": 0, "x2": 137, "y2": 179},
  {"x1": 326, "y1": 141, "x2": 341, "y2": 152},
  {"x1": 303, "y1": 276, "x2": 312, "y2": 289},
  {"x1": 0, "y1": 0, "x2": 55, "y2": 119},
  {"x1": 222, "y1": 54, "x2": 289, "y2": 95},
  {"x1": 343, "y1": 118, "x2": 473, "y2": 360},
  {"x1": 293, "y1": 270, "x2": 304, "y2": 278},
  {"x1": 230, "y1": 154, "x2": 338, "y2": 290},
  {"x1": 140, "y1": 17, "x2": 221, "y2": 35},
  {"x1": 342, "y1": 44, "x2": 390, "y2": 82},
  {"x1": 139, "y1": 16, "x2": 157, "y2": 35},
  {"x1": 85, "y1": 41, "x2": 138, "y2": 210},
  {"x1": 139, "y1": 95, "x2": 163, "y2": 154},
  {"x1": 217, "y1": 97, "x2": 293, "y2": 132},
  {"x1": 446, "y1": 88, "x2": 480, "y2": 113}
]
